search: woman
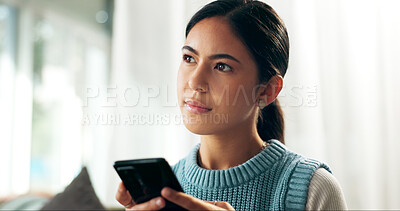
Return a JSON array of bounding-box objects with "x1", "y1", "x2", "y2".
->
[{"x1": 116, "y1": 0, "x2": 347, "y2": 210}]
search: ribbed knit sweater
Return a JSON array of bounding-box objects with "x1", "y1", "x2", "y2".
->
[{"x1": 171, "y1": 139, "x2": 333, "y2": 210}]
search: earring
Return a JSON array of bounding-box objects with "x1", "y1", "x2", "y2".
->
[{"x1": 258, "y1": 99, "x2": 266, "y2": 109}]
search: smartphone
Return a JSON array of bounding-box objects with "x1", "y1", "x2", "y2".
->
[{"x1": 113, "y1": 158, "x2": 187, "y2": 211}]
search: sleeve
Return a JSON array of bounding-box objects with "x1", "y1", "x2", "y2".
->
[{"x1": 305, "y1": 168, "x2": 348, "y2": 210}]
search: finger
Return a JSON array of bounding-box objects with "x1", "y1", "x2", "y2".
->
[
  {"x1": 204, "y1": 200, "x2": 216, "y2": 205},
  {"x1": 128, "y1": 197, "x2": 165, "y2": 211},
  {"x1": 161, "y1": 187, "x2": 214, "y2": 210},
  {"x1": 204, "y1": 201, "x2": 235, "y2": 210},
  {"x1": 115, "y1": 182, "x2": 136, "y2": 208}
]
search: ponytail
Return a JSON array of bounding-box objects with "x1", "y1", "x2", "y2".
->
[{"x1": 257, "y1": 99, "x2": 285, "y2": 144}]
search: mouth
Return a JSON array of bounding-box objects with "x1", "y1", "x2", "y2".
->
[{"x1": 184, "y1": 98, "x2": 212, "y2": 114}]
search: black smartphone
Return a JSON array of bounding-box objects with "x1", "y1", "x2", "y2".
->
[{"x1": 113, "y1": 158, "x2": 187, "y2": 211}]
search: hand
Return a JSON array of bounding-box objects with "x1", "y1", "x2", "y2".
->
[
  {"x1": 160, "y1": 187, "x2": 235, "y2": 210},
  {"x1": 115, "y1": 182, "x2": 235, "y2": 210},
  {"x1": 116, "y1": 182, "x2": 166, "y2": 210}
]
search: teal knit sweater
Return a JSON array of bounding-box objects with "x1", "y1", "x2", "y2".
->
[{"x1": 171, "y1": 139, "x2": 331, "y2": 210}]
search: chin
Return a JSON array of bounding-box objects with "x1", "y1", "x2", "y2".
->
[
  {"x1": 182, "y1": 116, "x2": 230, "y2": 135},
  {"x1": 179, "y1": 108, "x2": 230, "y2": 135},
  {"x1": 183, "y1": 124, "x2": 217, "y2": 135}
]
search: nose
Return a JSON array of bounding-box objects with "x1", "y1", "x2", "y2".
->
[{"x1": 188, "y1": 63, "x2": 209, "y2": 93}]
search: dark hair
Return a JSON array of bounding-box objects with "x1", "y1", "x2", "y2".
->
[{"x1": 185, "y1": 0, "x2": 289, "y2": 144}]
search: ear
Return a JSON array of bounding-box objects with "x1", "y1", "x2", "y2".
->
[{"x1": 257, "y1": 75, "x2": 283, "y2": 107}]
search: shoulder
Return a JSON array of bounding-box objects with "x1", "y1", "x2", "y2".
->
[
  {"x1": 306, "y1": 168, "x2": 348, "y2": 210},
  {"x1": 265, "y1": 141, "x2": 334, "y2": 209},
  {"x1": 170, "y1": 143, "x2": 200, "y2": 173},
  {"x1": 171, "y1": 158, "x2": 186, "y2": 175},
  {"x1": 283, "y1": 155, "x2": 331, "y2": 210}
]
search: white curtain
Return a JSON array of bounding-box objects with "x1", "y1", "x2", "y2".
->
[
  {"x1": 103, "y1": 0, "x2": 400, "y2": 209},
  {"x1": 279, "y1": 0, "x2": 400, "y2": 209}
]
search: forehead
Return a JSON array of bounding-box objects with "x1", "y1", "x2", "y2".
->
[{"x1": 185, "y1": 17, "x2": 253, "y2": 60}]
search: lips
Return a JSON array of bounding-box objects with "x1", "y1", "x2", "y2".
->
[{"x1": 184, "y1": 98, "x2": 212, "y2": 114}]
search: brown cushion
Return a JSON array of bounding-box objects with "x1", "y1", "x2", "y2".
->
[{"x1": 41, "y1": 167, "x2": 106, "y2": 210}]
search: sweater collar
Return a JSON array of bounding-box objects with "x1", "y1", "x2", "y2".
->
[{"x1": 183, "y1": 139, "x2": 286, "y2": 189}]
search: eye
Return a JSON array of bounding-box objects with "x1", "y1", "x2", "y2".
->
[
  {"x1": 183, "y1": 54, "x2": 196, "y2": 63},
  {"x1": 214, "y1": 63, "x2": 233, "y2": 72}
]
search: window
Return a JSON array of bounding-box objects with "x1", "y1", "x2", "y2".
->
[{"x1": 0, "y1": 0, "x2": 113, "y2": 196}]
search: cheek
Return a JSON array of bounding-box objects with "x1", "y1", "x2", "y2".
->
[{"x1": 213, "y1": 81, "x2": 257, "y2": 114}]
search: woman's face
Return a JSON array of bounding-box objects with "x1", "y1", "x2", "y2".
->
[{"x1": 177, "y1": 17, "x2": 261, "y2": 135}]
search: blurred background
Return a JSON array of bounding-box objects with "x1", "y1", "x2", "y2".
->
[{"x1": 0, "y1": 0, "x2": 399, "y2": 209}]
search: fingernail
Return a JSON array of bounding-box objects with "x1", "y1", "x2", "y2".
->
[
  {"x1": 156, "y1": 198, "x2": 164, "y2": 208},
  {"x1": 163, "y1": 187, "x2": 171, "y2": 197}
]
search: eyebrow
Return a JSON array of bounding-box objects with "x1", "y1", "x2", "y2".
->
[{"x1": 182, "y1": 45, "x2": 241, "y2": 64}]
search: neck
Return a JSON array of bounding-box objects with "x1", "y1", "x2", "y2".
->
[{"x1": 198, "y1": 122, "x2": 266, "y2": 170}]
